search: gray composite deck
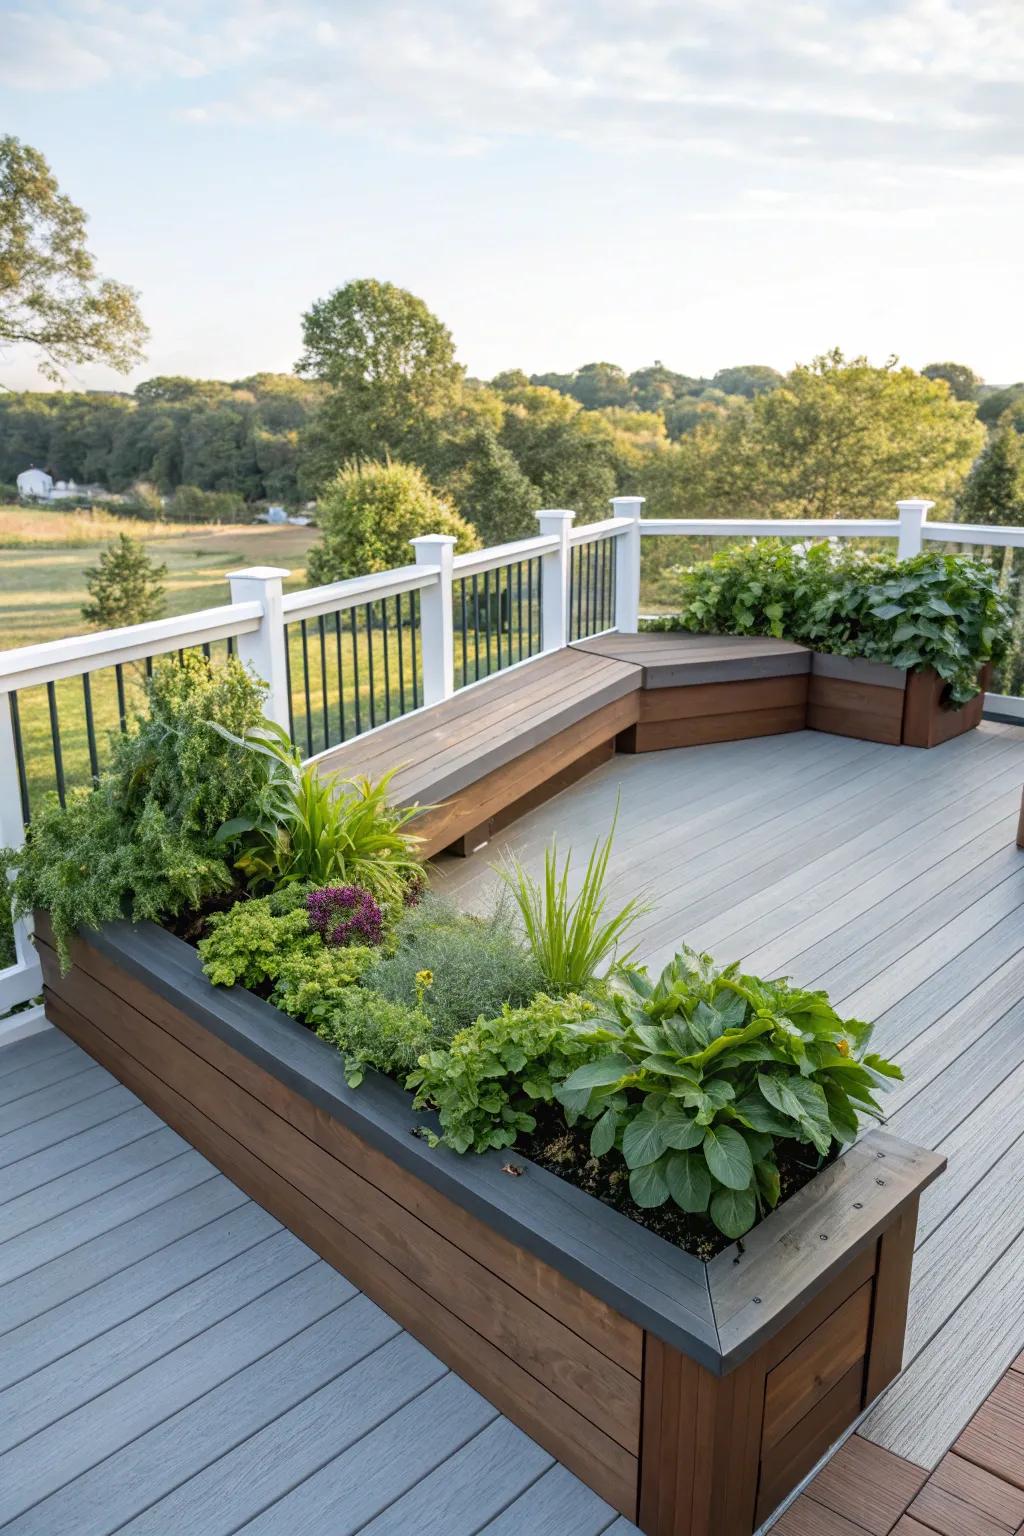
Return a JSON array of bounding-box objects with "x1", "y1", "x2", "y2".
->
[
  {"x1": 437, "y1": 719, "x2": 1024, "y2": 1475},
  {"x1": 0, "y1": 1027, "x2": 637, "y2": 1535},
  {"x1": 3, "y1": 721, "x2": 1024, "y2": 1531}
]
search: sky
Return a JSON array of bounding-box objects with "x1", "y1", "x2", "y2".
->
[{"x1": 2, "y1": 0, "x2": 1023, "y2": 392}]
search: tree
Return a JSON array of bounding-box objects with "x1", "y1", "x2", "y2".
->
[
  {"x1": 921, "y1": 362, "x2": 981, "y2": 402},
  {"x1": 977, "y1": 384, "x2": 1024, "y2": 427},
  {"x1": 306, "y1": 459, "x2": 479, "y2": 584},
  {"x1": 81, "y1": 535, "x2": 166, "y2": 628},
  {"x1": 954, "y1": 427, "x2": 1024, "y2": 526},
  {"x1": 436, "y1": 426, "x2": 539, "y2": 543},
  {"x1": 711, "y1": 365, "x2": 783, "y2": 398},
  {"x1": 296, "y1": 280, "x2": 462, "y2": 475},
  {"x1": 0, "y1": 136, "x2": 147, "y2": 381},
  {"x1": 670, "y1": 351, "x2": 985, "y2": 520},
  {"x1": 567, "y1": 362, "x2": 632, "y2": 410}
]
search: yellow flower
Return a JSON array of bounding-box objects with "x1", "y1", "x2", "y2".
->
[
  {"x1": 415, "y1": 969, "x2": 434, "y2": 989},
  {"x1": 837, "y1": 1038, "x2": 850, "y2": 1056}
]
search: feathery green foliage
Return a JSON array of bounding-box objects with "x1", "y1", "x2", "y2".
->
[
  {"x1": 317, "y1": 989, "x2": 435, "y2": 1088},
  {"x1": 1, "y1": 654, "x2": 268, "y2": 966},
  {"x1": 496, "y1": 812, "x2": 650, "y2": 991},
  {"x1": 363, "y1": 892, "x2": 541, "y2": 1036},
  {"x1": 408, "y1": 993, "x2": 603, "y2": 1153},
  {"x1": 210, "y1": 718, "x2": 424, "y2": 906}
]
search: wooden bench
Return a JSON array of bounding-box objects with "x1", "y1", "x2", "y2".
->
[
  {"x1": 573, "y1": 632, "x2": 811, "y2": 752},
  {"x1": 313, "y1": 647, "x2": 641, "y2": 857}
]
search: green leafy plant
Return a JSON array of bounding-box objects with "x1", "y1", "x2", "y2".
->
[
  {"x1": 81, "y1": 533, "x2": 166, "y2": 629},
  {"x1": 647, "y1": 541, "x2": 1011, "y2": 706},
  {"x1": 1, "y1": 655, "x2": 268, "y2": 966},
  {"x1": 408, "y1": 993, "x2": 603, "y2": 1153},
  {"x1": 272, "y1": 945, "x2": 377, "y2": 1029},
  {"x1": 197, "y1": 898, "x2": 318, "y2": 989},
  {"x1": 317, "y1": 988, "x2": 434, "y2": 1088},
  {"x1": 210, "y1": 718, "x2": 423, "y2": 906},
  {"x1": 496, "y1": 812, "x2": 650, "y2": 992},
  {"x1": 362, "y1": 892, "x2": 541, "y2": 1037},
  {"x1": 556, "y1": 946, "x2": 901, "y2": 1240}
]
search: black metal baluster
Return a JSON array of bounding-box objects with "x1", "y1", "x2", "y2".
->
[
  {"x1": 227, "y1": 634, "x2": 236, "y2": 658},
  {"x1": 529, "y1": 559, "x2": 538, "y2": 654},
  {"x1": 299, "y1": 620, "x2": 314, "y2": 757},
  {"x1": 145, "y1": 654, "x2": 154, "y2": 679},
  {"x1": 381, "y1": 601, "x2": 392, "y2": 722},
  {"x1": 394, "y1": 595, "x2": 406, "y2": 715},
  {"x1": 472, "y1": 575, "x2": 481, "y2": 681},
  {"x1": 317, "y1": 615, "x2": 330, "y2": 750},
  {"x1": 334, "y1": 610, "x2": 346, "y2": 741},
  {"x1": 202, "y1": 641, "x2": 212, "y2": 661},
  {"x1": 82, "y1": 673, "x2": 99, "y2": 781},
  {"x1": 409, "y1": 591, "x2": 420, "y2": 709},
  {"x1": 365, "y1": 603, "x2": 376, "y2": 728},
  {"x1": 351, "y1": 609, "x2": 362, "y2": 735},
  {"x1": 458, "y1": 579, "x2": 468, "y2": 688},
  {"x1": 591, "y1": 541, "x2": 600, "y2": 633},
  {"x1": 575, "y1": 546, "x2": 584, "y2": 640},
  {"x1": 284, "y1": 626, "x2": 296, "y2": 742},
  {"x1": 10, "y1": 692, "x2": 30, "y2": 825},
  {"x1": 114, "y1": 664, "x2": 127, "y2": 732},
  {"x1": 515, "y1": 562, "x2": 524, "y2": 663},
  {"x1": 46, "y1": 682, "x2": 66, "y2": 807}
]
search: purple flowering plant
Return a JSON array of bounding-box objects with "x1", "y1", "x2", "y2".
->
[{"x1": 307, "y1": 885, "x2": 385, "y2": 949}]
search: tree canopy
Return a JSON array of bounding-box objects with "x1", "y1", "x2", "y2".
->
[
  {"x1": 955, "y1": 426, "x2": 1024, "y2": 527},
  {"x1": 921, "y1": 362, "x2": 982, "y2": 402},
  {"x1": 307, "y1": 459, "x2": 479, "y2": 585},
  {"x1": 0, "y1": 136, "x2": 147, "y2": 381}
]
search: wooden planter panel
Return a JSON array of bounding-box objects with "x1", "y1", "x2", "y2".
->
[
  {"x1": 620, "y1": 677, "x2": 808, "y2": 753},
  {"x1": 36, "y1": 916, "x2": 944, "y2": 1536},
  {"x1": 902, "y1": 664, "x2": 991, "y2": 748}
]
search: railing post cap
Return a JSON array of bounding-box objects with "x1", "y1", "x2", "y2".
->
[
  {"x1": 535, "y1": 508, "x2": 576, "y2": 521},
  {"x1": 610, "y1": 495, "x2": 646, "y2": 508},
  {"x1": 895, "y1": 499, "x2": 934, "y2": 514},
  {"x1": 225, "y1": 565, "x2": 292, "y2": 581},
  {"x1": 410, "y1": 534, "x2": 458, "y2": 545}
]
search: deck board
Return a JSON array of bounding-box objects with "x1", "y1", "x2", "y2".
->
[
  {"x1": 440, "y1": 721, "x2": 1024, "y2": 1477},
  {"x1": 4, "y1": 721, "x2": 1023, "y2": 1528}
]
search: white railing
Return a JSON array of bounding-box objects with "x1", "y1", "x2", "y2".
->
[{"x1": 2, "y1": 491, "x2": 1022, "y2": 1029}]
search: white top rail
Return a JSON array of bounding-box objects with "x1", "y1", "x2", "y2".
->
[
  {"x1": 568, "y1": 516, "x2": 631, "y2": 546},
  {"x1": 0, "y1": 601, "x2": 263, "y2": 694},
  {"x1": 638, "y1": 517, "x2": 902, "y2": 539},
  {"x1": 281, "y1": 563, "x2": 438, "y2": 625},
  {"x1": 923, "y1": 522, "x2": 1024, "y2": 550},
  {"x1": 452, "y1": 534, "x2": 559, "y2": 579}
]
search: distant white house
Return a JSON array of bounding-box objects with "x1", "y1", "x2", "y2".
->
[
  {"x1": 16, "y1": 467, "x2": 53, "y2": 499},
  {"x1": 16, "y1": 468, "x2": 108, "y2": 502}
]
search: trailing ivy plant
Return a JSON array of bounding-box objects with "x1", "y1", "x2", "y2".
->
[
  {"x1": 646, "y1": 541, "x2": 1011, "y2": 706},
  {"x1": 556, "y1": 946, "x2": 901, "y2": 1241}
]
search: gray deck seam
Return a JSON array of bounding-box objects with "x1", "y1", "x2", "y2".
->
[
  {"x1": 0, "y1": 1071, "x2": 124, "y2": 1134},
  {"x1": 9, "y1": 1279, "x2": 354, "y2": 1527},
  {"x1": 0, "y1": 1116, "x2": 181, "y2": 1211},
  {"x1": 0, "y1": 1228, "x2": 296, "y2": 1435},
  {"x1": 0, "y1": 1171, "x2": 227, "y2": 1338},
  {"x1": 0, "y1": 1102, "x2": 152, "y2": 1177}
]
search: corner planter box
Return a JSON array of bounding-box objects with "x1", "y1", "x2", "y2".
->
[
  {"x1": 35, "y1": 914, "x2": 944, "y2": 1536},
  {"x1": 809, "y1": 653, "x2": 991, "y2": 749}
]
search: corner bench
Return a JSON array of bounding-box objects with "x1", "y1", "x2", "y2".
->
[{"x1": 313, "y1": 647, "x2": 641, "y2": 857}]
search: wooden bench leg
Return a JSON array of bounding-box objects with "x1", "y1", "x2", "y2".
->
[{"x1": 444, "y1": 821, "x2": 493, "y2": 858}]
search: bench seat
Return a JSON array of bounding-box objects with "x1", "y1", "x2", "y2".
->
[
  {"x1": 313, "y1": 647, "x2": 641, "y2": 856},
  {"x1": 573, "y1": 633, "x2": 811, "y2": 751}
]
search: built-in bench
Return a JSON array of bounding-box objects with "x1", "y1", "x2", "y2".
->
[
  {"x1": 313, "y1": 646, "x2": 641, "y2": 857},
  {"x1": 314, "y1": 632, "x2": 988, "y2": 857}
]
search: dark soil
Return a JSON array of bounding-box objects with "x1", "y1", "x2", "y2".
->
[{"x1": 519, "y1": 1105, "x2": 837, "y2": 1260}]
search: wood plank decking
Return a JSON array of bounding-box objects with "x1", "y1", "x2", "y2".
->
[
  {"x1": 0, "y1": 1027, "x2": 637, "y2": 1536},
  {"x1": 4, "y1": 719, "x2": 1024, "y2": 1532},
  {"x1": 436, "y1": 720, "x2": 1024, "y2": 1488}
]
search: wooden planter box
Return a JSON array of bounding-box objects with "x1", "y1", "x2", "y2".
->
[
  {"x1": 809, "y1": 654, "x2": 990, "y2": 748},
  {"x1": 35, "y1": 915, "x2": 945, "y2": 1536}
]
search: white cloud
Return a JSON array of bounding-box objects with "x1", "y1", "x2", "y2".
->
[{"x1": 1, "y1": 0, "x2": 1021, "y2": 173}]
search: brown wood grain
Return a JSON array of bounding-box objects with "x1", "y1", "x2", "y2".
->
[
  {"x1": 43, "y1": 983, "x2": 639, "y2": 1517},
  {"x1": 864, "y1": 1199, "x2": 919, "y2": 1403},
  {"x1": 638, "y1": 676, "x2": 808, "y2": 723},
  {"x1": 628, "y1": 704, "x2": 806, "y2": 753},
  {"x1": 807, "y1": 674, "x2": 905, "y2": 745},
  {"x1": 772, "y1": 1498, "x2": 880, "y2": 1536},
  {"x1": 806, "y1": 1434, "x2": 928, "y2": 1535},
  {"x1": 909, "y1": 1451, "x2": 1024, "y2": 1536},
  {"x1": 39, "y1": 923, "x2": 644, "y2": 1379},
  {"x1": 762, "y1": 1281, "x2": 873, "y2": 1449},
  {"x1": 901, "y1": 665, "x2": 990, "y2": 749},
  {"x1": 411, "y1": 691, "x2": 639, "y2": 854},
  {"x1": 755, "y1": 1362, "x2": 865, "y2": 1526},
  {"x1": 956, "y1": 1371, "x2": 1024, "y2": 1493}
]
